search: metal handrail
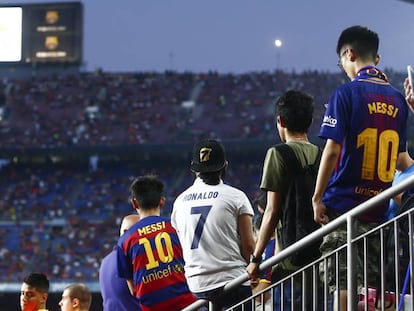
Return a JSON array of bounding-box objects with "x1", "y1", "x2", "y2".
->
[{"x1": 183, "y1": 173, "x2": 414, "y2": 311}]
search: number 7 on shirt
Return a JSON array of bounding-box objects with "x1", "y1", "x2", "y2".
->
[{"x1": 190, "y1": 205, "x2": 212, "y2": 249}]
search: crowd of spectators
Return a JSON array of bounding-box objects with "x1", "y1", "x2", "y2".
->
[
  {"x1": 0, "y1": 157, "x2": 263, "y2": 283},
  {"x1": 0, "y1": 68, "x2": 411, "y2": 283},
  {"x1": 0, "y1": 68, "x2": 410, "y2": 148}
]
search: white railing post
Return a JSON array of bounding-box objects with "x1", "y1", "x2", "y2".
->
[{"x1": 347, "y1": 214, "x2": 357, "y2": 311}]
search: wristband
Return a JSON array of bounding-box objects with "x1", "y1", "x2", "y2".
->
[{"x1": 250, "y1": 255, "x2": 262, "y2": 264}]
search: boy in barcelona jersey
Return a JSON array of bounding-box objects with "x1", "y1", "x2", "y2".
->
[
  {"x1": 117, "y1": 175, "x2": 196, "y2": 311},
  {"x1": 312, "y1": 25, "x2": 408, "y2": 310}
]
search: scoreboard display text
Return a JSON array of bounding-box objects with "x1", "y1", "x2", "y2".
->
[{"x1": 0, "y1": 1, "x2": 82, "y2": 65}]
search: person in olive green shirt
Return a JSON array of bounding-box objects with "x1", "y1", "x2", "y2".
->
[{"x1": 247, "y1": 90, "x2": 319, "y2": 310}]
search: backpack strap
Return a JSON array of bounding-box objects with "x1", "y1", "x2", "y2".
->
[
  {"x1": 274, "y1": 143, "x2": 322, "y2": 173},
  {"x1": 274, "y1": 143, "x2": 301, "y2": 174}
]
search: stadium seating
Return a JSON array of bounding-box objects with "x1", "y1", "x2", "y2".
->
[{"x1": 0, "y1": 69, "x2": 411, "y2": 283}]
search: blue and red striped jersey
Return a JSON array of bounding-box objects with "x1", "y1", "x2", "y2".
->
[
  {"x1": 319, "y1": 66, "x2": 408, "y2": 222},
  {"x1": 117, "y1": 215, "x2": 197, "y2": 311}
]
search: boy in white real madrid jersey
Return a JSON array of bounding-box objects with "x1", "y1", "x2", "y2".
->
[{"x1": 171, "y1": 139, "x2": 255, "y2": 311}]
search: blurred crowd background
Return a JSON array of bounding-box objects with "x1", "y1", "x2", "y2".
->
[{"x1": 0, "y1": 68, "x2": 412, "y2": 284}]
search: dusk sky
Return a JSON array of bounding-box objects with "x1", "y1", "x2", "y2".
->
[{"x1": 3, "y1": 0, "x2": 414, "y2": 73}]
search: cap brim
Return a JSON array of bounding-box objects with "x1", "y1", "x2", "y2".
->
[{"x1": 190, "y1": 162, "x2": 226, "y2": 173}]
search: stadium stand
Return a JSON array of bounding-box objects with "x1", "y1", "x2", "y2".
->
[{"x1": 0, "y1": 69, "x2": 412, "y2": 310}]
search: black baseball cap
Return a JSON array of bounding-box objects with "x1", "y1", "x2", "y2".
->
[{"x1": 190, "y1": 139, "x2": 227, "y2": 173}]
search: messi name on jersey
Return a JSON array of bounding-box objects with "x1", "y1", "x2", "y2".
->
[
  {"x1": 367, "y1": 102, "x2": 399, "y2": 118},
  {"x1": 137, "y1": 221, "x2": 166, "y2": 235}
]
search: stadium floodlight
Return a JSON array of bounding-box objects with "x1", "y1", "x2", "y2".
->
[
  {"x1": 274, "y1": 39, "x2": 282, "y2": 69},
  {"x1": 274, "y1": 39, "x2": 282, "y2": 48}
]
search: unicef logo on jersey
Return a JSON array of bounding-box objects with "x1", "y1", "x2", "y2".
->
[{"x1": 322, "y1": 115, "x2": 337, "y2": 127}]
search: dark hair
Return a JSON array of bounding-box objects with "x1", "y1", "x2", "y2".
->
[
  {"x1": 336, "y1": 25, "x2": 379, "y2": 61},
  {"x1": 254, "y1": 192, "x2": 267, "y2": 211},
  {"x1": 275, "y1": 90, "x2": 314, "y2": 133},
  {"x1": 253, "y1": 213, "x2": 264, "y2": 231},
  {"x1": 198, "y1": 167, "x2": 225, "y2": 185},
  {"x1": 130, "y1": 175, "x2": 164, "y2": 210},
  {"x1": 23, "y1": 273, "x2": 49, "y2": 293}
]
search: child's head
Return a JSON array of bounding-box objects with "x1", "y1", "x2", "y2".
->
[
  {"x1": 336, "y1": 25, "x2": 379, "y2": 63},
  {"x1": 275, "y1": 90, "x2": 314, "y2": 134},
  {"x1": 130, "y1": 175, "x2": 164, "y2": 210},
  {"x1": 254, "y1": 192, "x2": 267, "y2": 214},
  {"x1": 191, "y1": 139, "x2": 228, "y2": 185}
]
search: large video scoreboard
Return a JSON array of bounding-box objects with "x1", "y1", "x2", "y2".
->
[{"x1": 0, "y1": 1, "x2": 83, "y2": 65}]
